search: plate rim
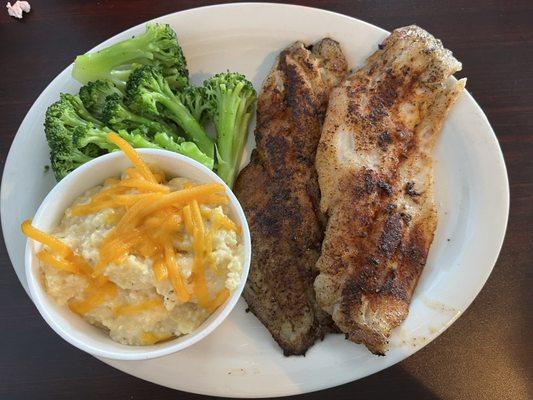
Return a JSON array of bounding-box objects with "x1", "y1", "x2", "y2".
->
[{"x1": 0, "y1": 2, "x2": 510, "y2": 397}]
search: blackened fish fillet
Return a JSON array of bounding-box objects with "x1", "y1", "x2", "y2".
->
[
  {"x1": 315, "y1": 26, "x2": 466, "y2": 354},
  {"x1": 235, "y1": 39, "x2": 348, "y2": 355}
]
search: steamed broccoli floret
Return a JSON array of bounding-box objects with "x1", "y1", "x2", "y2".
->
[
  {"x1": 72, "y1": 23, "x2": 188, "y2": 91},
  {"x1": 45, "y1": 117, "x2": 92, "y2": 180},
  {"x1": 79, "y1": 80, "x2": 122, "y2": 118},
  {"x1": 72, "y1": 124, "x2": 116, "y2": 152},
  {"x1": 125, "y1": 66, "x2": 214, "y2": 158},
  {"x1": 102, "y1": 93, "x2": 178, "y2": 139},
  {"x1": 50, "y1": 146, "x2": 94, "y2": 181},
  {"x1": 179, "y1": 85, "x2": 210, "y2": 125},
  {"x1": 47, "y1": 93, "x2": 102, "y2": 129},
  {"x1": 204, "y1": 72, "x2": 256, "y2": 187},
  {"x1": 44, "y1": 93, "x2": 107, "y2": 180}
]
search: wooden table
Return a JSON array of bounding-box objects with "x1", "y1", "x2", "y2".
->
[{"x1": 1, "y1": 1, "x2": 531, "y2": 399}]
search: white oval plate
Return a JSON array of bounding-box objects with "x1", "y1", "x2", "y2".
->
[{"x1": 0, "y1": 3, "x2": 508, "y2": 398}]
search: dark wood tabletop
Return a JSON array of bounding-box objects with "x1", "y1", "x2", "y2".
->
[{"x1": 1, "y1": 1, "x2": 531, "y2": 399}]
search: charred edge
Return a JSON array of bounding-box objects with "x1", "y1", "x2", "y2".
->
[{"x1": 242, "y1": 292, "x2": 317, "y2": 357}]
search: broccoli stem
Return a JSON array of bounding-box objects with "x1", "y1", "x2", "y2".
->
[
  {"x1": 215, "y1": 83, "x2": 253, "y2": 187},
  {"x1": 117, "y1": 130, "x2": 160, "y2": 149},
  {"x1": 72, "y1": 24, "x2": 188, "y2": 91},
  {"x1": 154, "y1": 133, "x2": 214, "y2": 169},
  {"x1": 115, "y1": 130, "x2": 213, "y2": 170},
  {"x1": 216, "y1": 97, "x2": 239, "y2": 184},
  {"x1": 156, "y1": 94, "x2": 214, "y2": 159},
  {"x1": 73, "y1": 36, "x2": 154, "y2": 89},
  {"x1": 80, "y1": 133, "x2": 116, "y2": 152}
]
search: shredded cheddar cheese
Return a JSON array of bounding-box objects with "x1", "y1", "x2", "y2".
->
[
  {"x1": 120, "y1": 178, "x2": 170, "y2": 193},
  {"x1": 209, "y1": 288, "x2": 230, "y2": 312},
  {"x1": 107, "y1": 132, "x2": 157, "y2": 182},
  {"x1": 22, "y1": 220, "x2": 73, "y2": 259},
  {"x1": 69, "y1": 281, "x2": 117, "y2": 314},
  {"x1": 215, "y1": 213, "x2": 241, "y2": 234},
  {"x1": 113, "y1": 297, "x2": 163, "y2": 316},
  {"x1": 139, "y1": 331, "x2": 173, "y2": 345},
  {"x1": 152, "y1": 258, "x2": 168, "y2": 281}
]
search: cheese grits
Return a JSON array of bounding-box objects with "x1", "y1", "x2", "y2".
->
[{"x1": 22, "y1": 133, "x2": 243, "y2": 346}]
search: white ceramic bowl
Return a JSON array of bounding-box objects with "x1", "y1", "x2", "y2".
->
[{"x1": 24, "y1": 149, "x2": 251, "y2": 360}]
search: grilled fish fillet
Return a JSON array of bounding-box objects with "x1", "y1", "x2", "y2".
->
[
  {"x1": 315, "y1": 26, "x2": 466, "y2": 355},
  {"x1": 234, "y1": 39, "x2": 348, "y2": 355}
]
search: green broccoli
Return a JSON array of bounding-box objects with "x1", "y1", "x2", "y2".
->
[
  {"x1": 125, "y1": 66, "x2": 214, "y2": 158},
  {"x1": 72, "y1": 23, "x2": 188, "y2": 91},
  {"x1": 179, "y1": 85, "x2": 211, "y2": 125},
  {"x1": 116, "y1": 130, "x2": 213, "y2": 170},
  {"x1": 79, "y1": 80, "x2": 122, "y2": 118},
  {"x1": 50, "y1": 145, "x2": 94, "y2": 181},
  {"x1": 47, "y1": 93, "x2": 102, "y2": 128},
  {"x1": 204, "y1": 72, "x2": 256, "y2": 187},
  {"x1": 44, "y1": 94, "x2": 107, "y2": 180},
  {"x1": 102, "y1": 93, "x2": 178, "y2": 139},
  {"x1": 72, "y1": 124, "x2": 117, "y2": 152},
  {"x1": 116, "y1": 129, "x2": 161, "y2": 149},
  {"x1": 153, "y1": 132, "x2": 213, "y2": 169}
]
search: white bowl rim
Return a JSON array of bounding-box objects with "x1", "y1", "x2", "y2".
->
[{"x1": 24, "y1": 148, "x2": 251, "y2": 361}]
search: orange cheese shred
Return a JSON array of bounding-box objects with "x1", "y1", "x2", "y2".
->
[
  {"x1": 208, "y1": 288, "x2": 230, "y2": 312},
  {"x1": 71, "y1": 200, "x2": 119, "y2": 216},
  {"x1": 107, "y1": 132, "x2": 156, "y2": 183},
  {"x1": 202, "y1": 194, "x2": 230, "y2": 206},
  {"x1": 69, "y1": 281, "x2": 117, "y2": 314},
  {"x1": 164, "y1": 242, "x2": 190, "y2": 303},
  {"x1": 21, "y1": 220, "x2": 73, "y2": 259},
  {"x1": 182, "y1": 206, "x2": 194, "y2": 236},
  {"x1": 120, "y1": 178, "x2": 170, "y2": 193},
  {"x1": 124, "y1": 167, "x2": 144, "y2": 180},
  {"x1": 152, "y1": 258, "x2": 169, "y2": 281},
  {"x1": 113, "y1": 297, "x2": 163, "y2": 316},
  {"x1": 107, "y1": 193, "x2": 163, "y2": 238},
  {"x1": 216, "y1": 213, "x2": 241, "y2": 234},
  {"x1": 104, "y1": 177, "x2": 120, "y2": 186},
  {"x1": 139, "y1": 184, "x2": 225, "y2": 219},
  {"x1": 191, "y1": 201, "x2": 205, "y2": 234},
  {"x1": 139, "y1": 331, "x2": 173, "y2": 345},
  {"x1": 187, "y1": 201, "x2": 210, "y2": 309}
]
